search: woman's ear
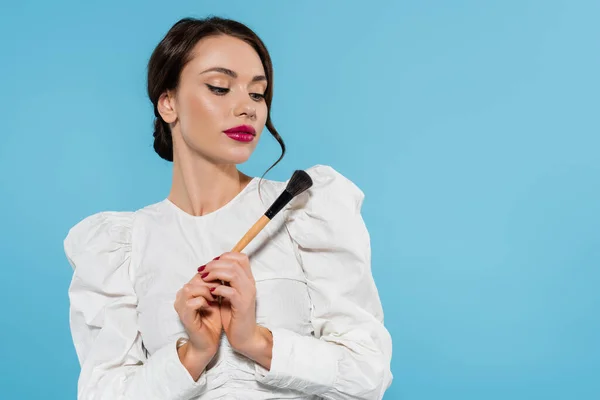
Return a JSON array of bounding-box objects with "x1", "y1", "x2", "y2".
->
[{"x1": 157, "y1": 91, "x2": 177, "y2": 124}]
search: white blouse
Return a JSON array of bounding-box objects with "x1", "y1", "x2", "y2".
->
[{"x1": 64, "y1": 165, "x2": 393, "y2": 400}]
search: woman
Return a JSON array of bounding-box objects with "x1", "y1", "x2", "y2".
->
[{"x1": 65, "y1": 16, "x2": 393, "y2": 400}]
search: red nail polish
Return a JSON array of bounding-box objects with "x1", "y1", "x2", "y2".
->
[
  {"x1": 210, "y1": 287, "x2": 216, "y2": 292},
  {"x1": 201, "y1": 273, "x2": 209, "y2": 279},
  {"x1": 198, "y1": 265, "x2": 205, "y2": 272},
  {"x1": 214, "y1": 256, "x2": 220, "y2": 260}
]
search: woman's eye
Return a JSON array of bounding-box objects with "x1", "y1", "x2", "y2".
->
[
  {"x1": 250, "y1": 93, "x2": 265, "y2": 101},
  {"x1": 206, "y1": 84, "x2": 229, "y2": 95}
]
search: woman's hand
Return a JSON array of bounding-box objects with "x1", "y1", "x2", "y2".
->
[
  {"x1": 199, "y1": 252, "x2": 273, "y2": 369},
  {"x1": 174, "y1": 273, "x2": 222, "y2": 380}
]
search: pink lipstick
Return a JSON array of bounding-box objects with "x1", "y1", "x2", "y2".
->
[{"x1": 223, "y1": 125, "x2": 256, "y2": 142}]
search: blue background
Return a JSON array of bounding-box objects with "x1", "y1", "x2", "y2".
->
[{"x1": 1, "y1": 0, "x2": 599, "y2": 399}]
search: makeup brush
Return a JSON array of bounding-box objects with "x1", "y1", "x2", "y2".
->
[
  {"x1": 211, "y1": 170, "x2": 312, "y2": 303},
  {"x1": 231, "y1": 169, "x2": 313, "y2": 252}
]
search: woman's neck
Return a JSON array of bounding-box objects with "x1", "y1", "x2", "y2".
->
[{"x1": 168, "y1": 153, "x2": 252, "y2": 217}]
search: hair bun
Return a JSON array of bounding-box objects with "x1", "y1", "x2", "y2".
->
[{"x1": 153, "y1": 118, "x2": 174, "y2": 162}]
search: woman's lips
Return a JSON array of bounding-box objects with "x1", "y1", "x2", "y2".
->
[
  {"x1": 223, "y1": 125, "x2": 256, "y2": 142},
  {"x1": 224, "y1": 132, "x2": 255, "y2": 142}
]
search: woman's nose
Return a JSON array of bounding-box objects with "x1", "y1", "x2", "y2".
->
[{"x1": 233, "y1": 96, "x2": 256, "y2": 120}]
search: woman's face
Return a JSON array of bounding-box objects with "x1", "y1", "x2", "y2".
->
[{"x1": 159, "y1": 34, "x2": 268, "y2": 164}]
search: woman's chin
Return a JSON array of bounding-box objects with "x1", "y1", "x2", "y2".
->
[{"x1": 219, "y1": 148, "x2": 255, "y2": 165}]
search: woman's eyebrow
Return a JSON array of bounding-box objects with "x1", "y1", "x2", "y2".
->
[{"x1": 200, "y1": 67, "x2": 266, "y2": 82}]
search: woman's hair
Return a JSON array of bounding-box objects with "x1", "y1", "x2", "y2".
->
[{"x1": 147, "y1": 16, "x2": 285, "y2": 175}]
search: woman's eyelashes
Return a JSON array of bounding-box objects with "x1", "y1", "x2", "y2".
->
[
  {"x1": 206, "y1": 83, "x2": 229, "y2": 95},
  {"x1": 205, "y1": 84, "x2": 265, "y2": 102}
]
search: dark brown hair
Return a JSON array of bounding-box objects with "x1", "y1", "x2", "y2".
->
[{"x1": 147, "y1": 16, "x2": 285, "y2": 175}]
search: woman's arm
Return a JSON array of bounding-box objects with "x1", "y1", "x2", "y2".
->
[
  {"x1": 252, "y1": 166, "x2": 393, "y2": 399},
  {"x1": 178, "y1": 342, "x2": 216, "y2": 381},
  {"x1": 65, "y1": 212, "x2": 211, "y2": 399}
]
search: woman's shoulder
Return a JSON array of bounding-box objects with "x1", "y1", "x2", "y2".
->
[
  {"x1": 63, "y1": 211, "x2": 136, "y2": 267},
  {"x1": 285, "y1": 164, "x2": 364, "y2": 212},
  {"x1": 63, "y1": 200, "x2": 173, "y2": 280},
  {"x1": 265, "y1": 164, "x2": 370, "y2": 252},
  {"x1": 261, "y1": 164, "x2": 364, "y2": 202},
  {"x1": 63, "y1": 200, "x2": 168, "y2": 243},
  {"x1": 261, "y1": 164, "x2": 366, "y2": 233}
]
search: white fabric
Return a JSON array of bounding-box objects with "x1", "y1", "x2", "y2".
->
[{"x1": 65, "y1": 165, "x2": 393, "y2": 400}]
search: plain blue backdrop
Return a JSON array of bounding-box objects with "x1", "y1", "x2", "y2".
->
[{"x1": 1, "y1": 0, "x2": 599, "y2": 399}]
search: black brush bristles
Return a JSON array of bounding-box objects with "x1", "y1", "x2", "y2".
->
[
  {"x1": 264, "y1": 170, "x2": 313, "y2": 219},
  {"x1": 285, "y1": 170, "x2": 313, "y2": 197}
]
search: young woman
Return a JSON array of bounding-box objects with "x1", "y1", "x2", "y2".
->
[{"x1": 65, "y1": 16, "x2": 393, "y2": 400}]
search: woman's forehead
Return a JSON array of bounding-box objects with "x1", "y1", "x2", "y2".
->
[{"x1": 187, "y1": 35, "x2": 266, "y2": 78}]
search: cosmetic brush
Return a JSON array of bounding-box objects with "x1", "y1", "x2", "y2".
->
[
  {"x1": 231, "y1": 169, "x2": 313, "y2": 252},
  {"x1": 215, "y1": 169, "x2": 313, "y2": 301}
]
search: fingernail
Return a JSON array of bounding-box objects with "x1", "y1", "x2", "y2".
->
[
  {"x1": 210, "y1": 287, "x2": 216, "y2": 292},
  {"x1": 214, "y1": 256, "x2": 220, "y2": 260},
  {"x1": 197, "y1": 265, "x2": 205, "y2": 272},
  {"x1": 201, "y1": 273, "x2": 209, "y2": 279}
]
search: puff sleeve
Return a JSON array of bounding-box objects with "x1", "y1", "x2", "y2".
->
[
  {"x1": 255, "y1": 165, "x2": 393, "y2": 399},
  {"x1": 64, "y1": 212, "x2": 208, "y2": 400}
]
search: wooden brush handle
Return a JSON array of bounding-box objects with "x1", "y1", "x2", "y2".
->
[
  {"x1": 218, "y1": 214, "x2": 272, "y2": 304},
  {"x1": 231, "y1": 214, "x2": 271, "y2": 252}
]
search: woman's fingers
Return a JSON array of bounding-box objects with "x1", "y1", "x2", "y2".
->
[
  {"x1": 185, "y1": 295, "x2": 211, "y2": 311},
  {"x1": 175, "y1": 281, "x2": 217, "y2": 319},
  {"x1": 180, "y1": 282, "x2": 216, "y2": 302},
  {"x1": 219, "y1": 252, "x2": 253, "y2": 278},
  {"x1": 199, "y1": 261, "x2": 254, "y2": 288},
  {"x1": 210, "y1": 284, "x2": 240, "y2": 304},
  {"x1": 199, "y1": 253, "x2": 253, "y2": 280},
  {"x1": 200, "y1": 266, "x2": 239, "y2": 286}
]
